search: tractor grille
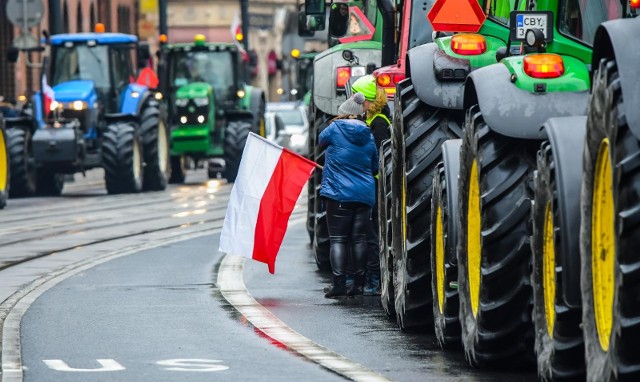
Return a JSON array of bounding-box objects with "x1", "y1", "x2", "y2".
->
[
  {"x1": 176, "y1": 101, "x2": 209, "y2": 125},
  {"x1": 61, "y1": 109, "x2": 91, "y2": 133}
]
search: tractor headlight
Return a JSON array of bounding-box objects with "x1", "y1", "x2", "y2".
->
[
  {"x1": 237, "y1": 90, "x2": 246, "y2": 98},
  {"x1": 197, "y1": 115, "x2": 205, "y2": 123},
  {"x1": 72, "y1": 101, "x2": 88, "y2": 111},
  {"x1": 193, "y1": 97, "x2": 209, "y2": 107},
  {"x1": 175, "y1": 98, "x2": 189, "y2": 107},
  {"x1": 180, "y1": 116, "x2": 188, "y2": 124},
  {"x1": 50, "y1": 101, "x2": 60, "y2": 111},
  {"x1": 290, "y1": 134, "x2": 306, "y2": 147}
]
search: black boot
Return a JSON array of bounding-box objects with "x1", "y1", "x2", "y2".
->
[
  {"x1": 347, "y1": 275, "x2": 365, "y2": 296},
  {"x1": 325, "y1": 275, "x2": 348, "y2": 298}
]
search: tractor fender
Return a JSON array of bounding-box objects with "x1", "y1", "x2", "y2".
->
[
  {"x1": 592, "y1": 19, "x2": 640, "y2": 139},
  {"x1": 543, "y1": 116, "x2": 587, "y2": 308},
  {"x1": 120, "y1": 83, "x2": 149, "y2": 115},
  {"x1": 464, "y1": 64, "x2": 588, "y2": 140},
  {"x1": 441, "y1": 138, "x2": 462, "y2": 264},
  {"x1": 225, "y1": 109, "x2": 254, "y2": 124},
  {"x1": 407, "y1": 43, "x2": 465, "y2": 110}
]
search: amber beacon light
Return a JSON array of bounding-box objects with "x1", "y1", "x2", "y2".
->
[
  {"x1": 451, "y1": 34, "x2": 487, "y2": 55},
  {"x1": 523, "y1": 54, "x2": 565, "y2": 79}
]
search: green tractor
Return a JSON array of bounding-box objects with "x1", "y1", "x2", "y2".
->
[
  {"x1": 528, "y1": 9, "x2": 640, "y2": 381},
  {"x1": 300, "y1": 0, "x2": 383, "y2": 271},
  {"x1": 376, "y1": 0, "x2": 514, "y2": 332},
  {"x1": 291, "y1": 50, "x2": 319, "y2": 106},
  {"x1": 429, "y1": 0, "x2": 636, "y2": 376},
  {"x1": 161, "y1": 35, "x2": 266, "y2": 183}
]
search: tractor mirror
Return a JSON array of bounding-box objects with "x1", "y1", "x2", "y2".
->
[
  {"x1": 6, "y1": 47, "x2": 19, "y2": 63},
  {"x1": 137, "y1": 42, "x2": 151, "y2": 68},
  {"x1": 305, "y1": 0, "x2": 325, "y2": 15},
  {"x1": 328, "y1": 3, "x2": 349, "y2": 38},
  {"x1": 298, "y1": 11, "x2": 315, "y2": 36}
]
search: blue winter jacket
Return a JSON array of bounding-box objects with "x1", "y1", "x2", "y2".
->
[{"x1": 318, "y1": 118, "x2": 378, "y2": 207}]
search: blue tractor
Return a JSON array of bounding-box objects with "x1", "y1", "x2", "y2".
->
[{"x1": 6, "y1": 31, "x2": 169, "y2": 195}]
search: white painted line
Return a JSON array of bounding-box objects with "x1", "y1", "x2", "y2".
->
[
  {"x1": 0, "y1": 227, "x2": 222, "y2": 382},
  {"x1": 217, "y1": 253, "x2": 393, "y2": 382}
]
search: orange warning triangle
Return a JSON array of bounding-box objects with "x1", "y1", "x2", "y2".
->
[{"x1": 427, "y1": 0, "x2": 486, "y2": 33}]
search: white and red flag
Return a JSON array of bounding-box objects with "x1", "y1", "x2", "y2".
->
[
  {"x1": 42, "y1": 74, "x2": 55, "y2": 118},
  {"x1": 219, "y1": 133, "x2": 316, "y2": 274}
]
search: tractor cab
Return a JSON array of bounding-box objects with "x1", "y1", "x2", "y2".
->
[{"x1": 47, "y1": 29, "x2": 152, "y2": 141}]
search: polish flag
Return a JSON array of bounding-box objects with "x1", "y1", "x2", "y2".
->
[
  {"x1": 42, "y1": 74, "x2": 55, "y2": 118},
  {"x1": 219, "y1": 133, "x2": 317, "y2": 274}
]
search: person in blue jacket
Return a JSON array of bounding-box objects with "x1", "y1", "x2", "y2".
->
[{"x1": 319, "y1": 93, "x2": 379, "y2": 298}]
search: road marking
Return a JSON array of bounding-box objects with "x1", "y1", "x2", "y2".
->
[
  {"x1": 43, "y1": 359, "x2": 125, "y2": 372},
  {"x1": 156, "y1": 359, "x2": 229, "y2": 372},
  {"x1": 0, "y1": 227, "x2": 222, "y2": 382},
  {"x1": 217, "y1": 232, "x2": 393, "y2": 382}
]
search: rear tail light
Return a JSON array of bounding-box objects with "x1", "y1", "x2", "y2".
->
[
  {"x1": 336, "y1": 66, "x2": 351, "y2": 88},
  {"x1": 376, "y1": 72, "x2": 405, "y2": 98},
  {"x1": 631, "y1": 0, "x2": 640, "y2": 9},
  {"x1": 451, "y1": 34, "x2": 487, "y2": 55},
  {"x1": 523, "y1": 54, "x2": 565, "y2": 79}
]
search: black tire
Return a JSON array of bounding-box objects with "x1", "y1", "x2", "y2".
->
[
  {"x1": 169, "y1": 155, "x2": 186, "y2": 184},
  {"x1": 6, "y1": 126, "x2": 36, "y2": 197},
  {"x1": 431, "y1": 160, "x2": 461, "y2": 348},
  {"x1": 312, "y1": 110, "x2": 332, "y2": 272},
  {"x1": 306, "y1": 103, "x2": 322, "y2": 244},
  {"x1": 457, "y1": 104, "x2": 536, "y2": 367},
  {"x1": 379, "y1": 139, "x2": 395, "y2": 317},
  {"x1": 580, "y1": 58, "x2": 640, "y2": 382},
  {"x1": 531, "y1": 140, "x2": 585, "y2": 380},
  {"x1": 0, "y1": 122, "x2": 9, "y2": 209},
  {"x1": 102, "y1": 123, "x2": 143, "y2": 194},
  {"x1": 391, "y1": 78, "x2": 461, "y2": 330},
  {"x1": 140, "y1": 99, "x2": 169, "y2": 191},
  {"x1": 36, "y1": 171, "x2": 64, "y2": 196},
  {"x1": 223, "y1": 120, "x2": 252, "y2": 183}
]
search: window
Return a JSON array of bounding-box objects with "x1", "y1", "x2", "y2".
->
[
  {"x1": 77, "y1": 2, "x2": 83, "y2": 32},
  {"x1": 52, "y1": 45, "x2": 110, "y2": 89},
  {"x1": 558, "y1": 0, "x2": 622, "y2": 45}
]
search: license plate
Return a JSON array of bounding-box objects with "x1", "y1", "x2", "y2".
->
[{"x1": 510, "y1": 11, "x2": 554, "y2": 42}]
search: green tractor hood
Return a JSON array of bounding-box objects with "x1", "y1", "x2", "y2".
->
[{"x1": 176, "y1": 82, "x2": 212, "y2": 99}]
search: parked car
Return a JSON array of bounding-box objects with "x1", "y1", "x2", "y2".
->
[{"x1": 266, "y1": 102, "x2": 309, "y2": 157}]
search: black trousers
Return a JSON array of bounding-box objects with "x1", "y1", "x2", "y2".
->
[{"x1": 325, "y1": 199, "x2": 371, "y2": 278}]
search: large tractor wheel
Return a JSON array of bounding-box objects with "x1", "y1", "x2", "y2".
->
[
  {"x1": 102, "y1": 123, "x2": 144, "y2": 194},
  {"x1": 140, "y1": 99, "x2": 170, "y2": 191},
  {"x1": 531, "y1": 140, "x2": 585, "y2": 380},
  {"x1": 306, "y1": 103, "x2": 321, "y2": 244},
  {"x1": 223, "y1": 120, "x2": 252, "y2": 182},
  {"x1": 430, "y1": 140, "x2": 462, "y2": 349},
  {"x1": 312, "y1": 110, "x2": 332, "y2": 272},
  {"x1": 0, "y1": 123, "x2": 9, "y2": 209},
  {"x1": 457, "y1": 105, "x2": 535, "y2": 366},
  {"x1": 379, "y1": 139, "x2": 395, "y2": 317},
  {"x1": 580, "y1": 58, "x2": 640, "y2": 381},
  {"x1": 36, "y1": 172, "x2": 64, "y2": 196},
  {"x1": 391, "y1": 78, "x2": 461, "y2": 329},
  {"x1": 6, "y1": 126, "x2": 36, "y2": 197},
  {"x1": 169, "y1": 155, "x2": 186, "y2": 184}
]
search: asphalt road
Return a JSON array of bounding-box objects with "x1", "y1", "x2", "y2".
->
[{"x1": 3, "y1": 169, "x2": 537, "y2": 381}]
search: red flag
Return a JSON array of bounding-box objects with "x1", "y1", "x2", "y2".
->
[
  {"x1": 42, "y1": 74, "x2": 55, "y2": 118},
  {"x1": 219, "y1": 133, "x2": 317, "y2": 274}
]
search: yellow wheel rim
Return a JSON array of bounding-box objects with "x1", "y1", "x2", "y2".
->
[
  {"x1": 435, "y1": 205, "x2": 445, "y2": 314},
  {"x1": 542, "y1": 202, "x2": 556, "y2": 338},
  {"x1": 592, "y1": 138, "x2": 615, "y2": 352},
  {"x1": 467, "y1": 160, "x2": 481, "y2": 317},
  {"x1": 0, "y1": 131, "x2": 7, "y2": 192}
]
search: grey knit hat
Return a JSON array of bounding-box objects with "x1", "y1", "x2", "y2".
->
[{"x1": 338, "y1": 93, "x2": 365, "y2": 116}]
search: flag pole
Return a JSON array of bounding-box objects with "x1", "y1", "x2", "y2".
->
[{"x1": 248, "y1": 133, "x2": 323, "y2": 170}]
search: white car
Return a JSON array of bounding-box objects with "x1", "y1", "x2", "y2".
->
[{"x1": 266, "y1": 102, "x2": 309, "y2": 157}]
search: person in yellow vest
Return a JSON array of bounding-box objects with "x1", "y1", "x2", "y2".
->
[{"x1": 351, "y1": 75, "x2": 391, "y2": 296}]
